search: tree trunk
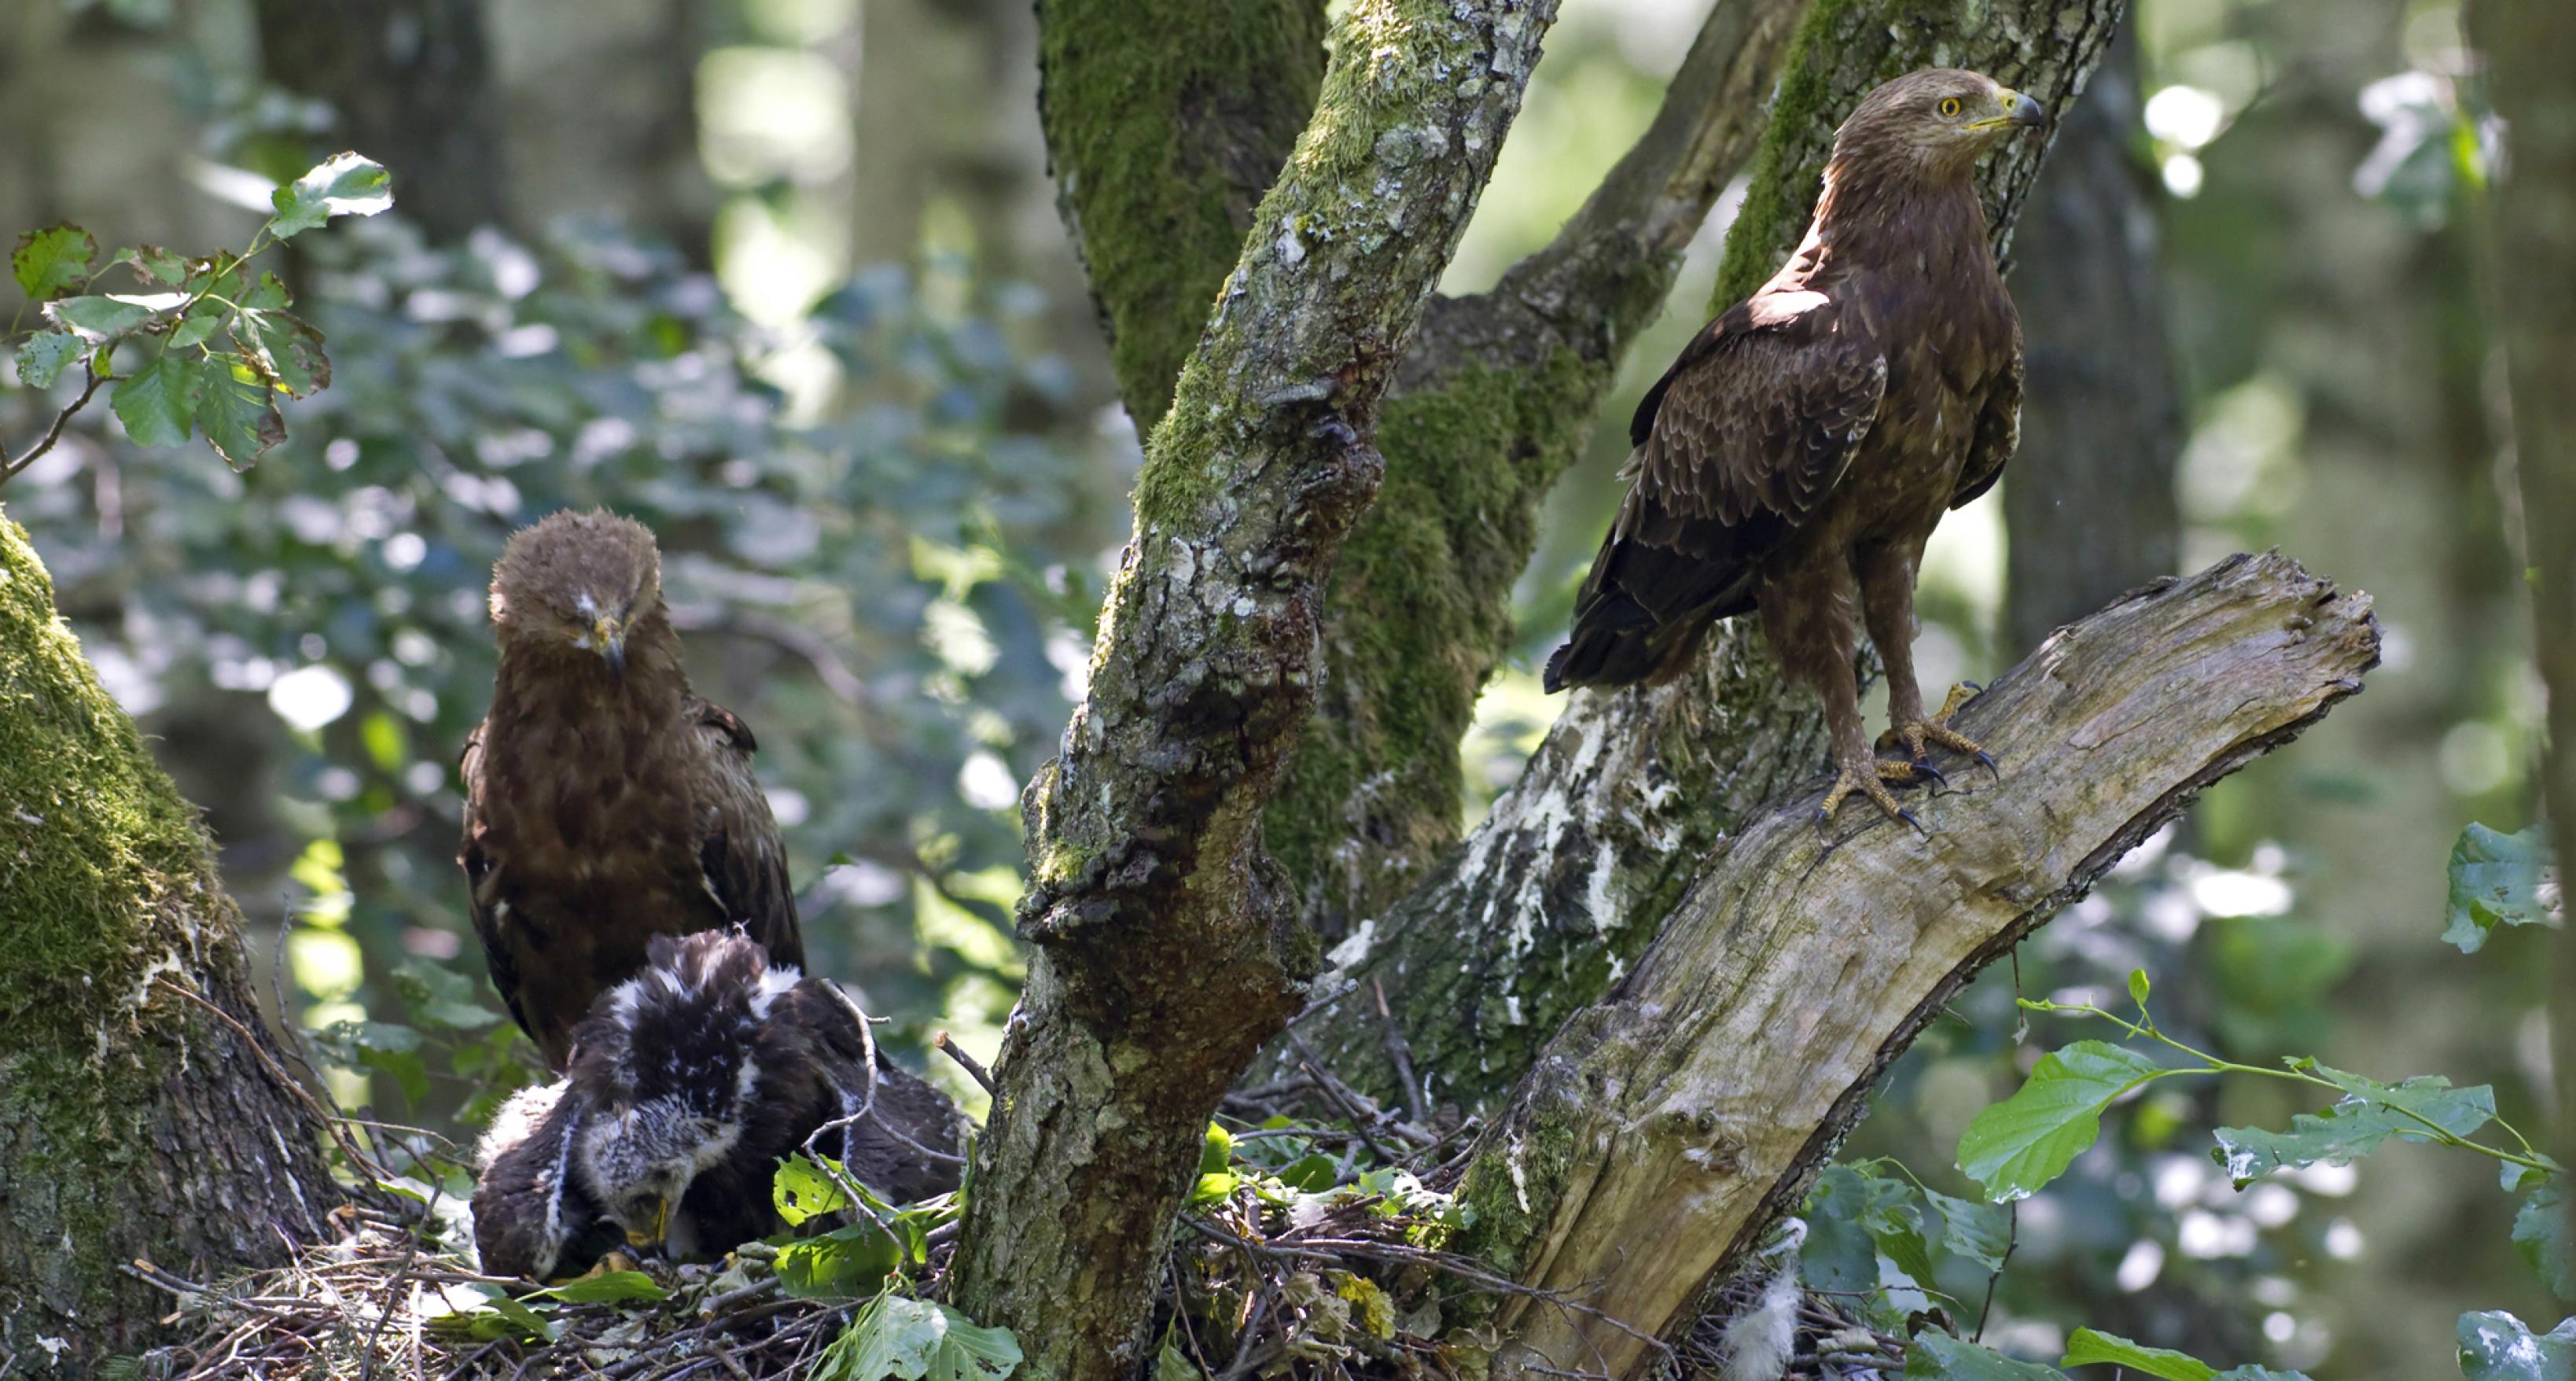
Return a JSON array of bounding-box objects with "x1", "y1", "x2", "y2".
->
[
  {"x1": 2475, "y1": 0, "x2": 2576, "y2": 1217},
  {"x1": 0, "y1": 514, "x2": 339, "y2": 1371},
  {"x1": 254, "y1": 0, "x2": 511, "y2": 243},
  {"x1": 1291, "y1": 0, "x2": 2132, "y2": 1115},
  {"x1": 2002, "y1": 21, "x2": 2181, "y2": 655},
  {"x1": 1462, "y1": 554, "x2": 2377, "y2": 1378},
  {"x1": 950, "y1": 5, "x2": 1562, "y2": 1377}
]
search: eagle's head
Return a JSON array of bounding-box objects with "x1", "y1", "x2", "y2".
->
[
  {"x1": 1831, "y1": 68, "x2": 2048, "y2": 181},
  {"x1": 566, "y1": 931, "x2": 801, "y2": 1254},
  {"x1": 488, "y1": 508, "x2": 666, "y2": 680}
]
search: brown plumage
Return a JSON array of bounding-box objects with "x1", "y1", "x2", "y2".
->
[
  {"x1": 1547, "y1": 68, "x2": 2047, "y2": 823},
  {"x1": 461, "y1": 509, "x2": 801, "y2": 1068}
]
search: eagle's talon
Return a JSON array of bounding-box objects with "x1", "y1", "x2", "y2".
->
[{"x1": 1820, "y1": 760, "x2": 1926, "y2": 827}]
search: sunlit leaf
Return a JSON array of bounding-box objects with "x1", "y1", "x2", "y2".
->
[
  {"x1": 2059, "y1": 1328, "x2": 2213, "y2": 1380},
  {"x1": 109, "y1": 244, "x2": 189, "y2": 285},
  {"x1": 193, "y1": 355, "x2": 286, "y2": 470},
  {"x1": 12, "y1": 224, "x2": 96, "y2": 300},
  {"x1": 1956, "y1": 1042, "x2": 2165, "y2": 1201},
  {"x1": 819, "y1": 1294, "x2": 1022, "y2": 1381},
  {"x1": 530, "y1": 1270, "x2": 667, "y2": 1305},
  {"x1": 46, "y1": 293, "x2": 161, "y2": 344},
  {"x1": 2445, "y1": 823, "x2": 2560, "y2": 953},
  {"x1": 776, "y1": 1153, "x2": 854, "y2": 1226},
  {"x1": 234, "y1": 307, "x2": 329, "y2": 397},
  {"x1": 775, "y1": 1224, "x2": 903, "y2": 1299},
  {"x1": 2210, "y1": 1071, "x2": 2493, "y2": 1188},
  {"x1": 268, "y1": 153, "x2": 396, "y2": 241},
  {"x1": 2456, "y1": 1310, "x2": 2576, "y2": 1381}
]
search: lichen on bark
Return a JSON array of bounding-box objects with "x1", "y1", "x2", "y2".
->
[{"x1": 0, "y1": 512, "x2": 338, "y2": 1370}]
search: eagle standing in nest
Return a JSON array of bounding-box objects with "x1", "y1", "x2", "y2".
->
[
  {"x1": 1546, "y1": 69, "x2": 2048, "y2": 824},
  {"x1": 473, "y1": 932, "x2": 964, "y2": 1280},
  {"x1": 462, "y1": 510, "x2": 802, "y2": 1069}
]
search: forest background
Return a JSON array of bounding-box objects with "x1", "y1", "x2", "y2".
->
[{"x1": 0, "y1": 0, "x2": 2553, "y2": 1376}]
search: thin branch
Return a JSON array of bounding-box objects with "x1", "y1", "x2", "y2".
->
[{"x1": 1, "y1": 364, "x2": 105, "y2": 488}]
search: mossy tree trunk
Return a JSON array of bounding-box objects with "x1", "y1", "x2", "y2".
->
[
  {"x1": 950, "y1": 4, "x2": 1565, "y2": 1377},
  {"x1": 0, "y1": 514, "x2": 340, "y2": 1372}
]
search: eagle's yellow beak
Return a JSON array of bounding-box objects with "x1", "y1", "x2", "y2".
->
[
  {"x1": 1973, "y1": 87, "x2": 2049, "y2": 132},
  {"x1": 592, "y1": 614, "x2": 626, "y2": 679},
  {"x1": 625, "y1": 1194, "x2": 668, "y2": 1248}
]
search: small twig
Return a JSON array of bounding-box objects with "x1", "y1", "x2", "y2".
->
[
  {"x1": 1, "y1": 363, "x2": 105, "y2": 488},
  {"x1": 1972, "y1": 1200, "x2": 2018, "y2": 1343},
  {"x1": 936, "y1": 1031, "x2": 996, "y2": 1096},
  {"x1": 1371, "y1": 978, "x2": 1430, "y2": 1128},
  {"x1": 151, "y1": 974, "x2": 385, "y2": 1185}
]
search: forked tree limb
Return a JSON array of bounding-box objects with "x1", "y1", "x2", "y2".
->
[
  {"x1": 951, "y1": 2, "x2": 1563, "y2": 1375},
  {"x1": 1450, "y1": 551, "x2": 2379, "y2": 1378}
]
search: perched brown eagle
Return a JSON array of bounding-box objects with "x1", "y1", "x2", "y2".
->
[
  {"x1": 461, "y1": 510, "x2": 801, "y2": 1068},
  {"x1": 1545, "y1": 68, "x2": 2047, "y2": 823},
  {"x1": 472, "y1": 932, "x2": 964, "y2": 1280}
]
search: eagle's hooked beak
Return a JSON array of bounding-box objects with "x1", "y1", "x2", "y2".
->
[
  {"x1": 593, "y1": 615, "x2": 627, "y2": 681},
  {"x1": 1985, "y1": 87, "x2": 2048, "y2": 132},
  {"x1": 625, "y1": 1194, "x2": 668, "y2": 1249}
]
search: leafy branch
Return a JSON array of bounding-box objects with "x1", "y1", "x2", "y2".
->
[{"x1": 2, "y1": 152, "x2": 392, "y2": 488}]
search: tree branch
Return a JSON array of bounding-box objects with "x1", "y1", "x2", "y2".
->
[
  {"x1": 1263, "y1": 0, "x2": 1808, "y2": 937},
  {"x1": 1466, "y1": 552, "x2": 2379, "y2": 1378},
  {"x1": 952, "y1": 2, "x2": 1563, "y2": 1375},
  {"x1": 1, "y1": 365, "x2": 105, "y2": 489},
  {"x1": 1286, "y1": 0, "x2": 2133, "y2": 1115}
]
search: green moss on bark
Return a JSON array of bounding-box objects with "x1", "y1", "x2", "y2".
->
[
  {"x1": 1039, "y1": 0, "x2": 1326, "y2": 432},
  {"x1": 1264, "y1": 349, "x2": 1604, "y2": 934},
  {"x1": 0, "y1": 512, "x2": 336, "y2": 1367}
]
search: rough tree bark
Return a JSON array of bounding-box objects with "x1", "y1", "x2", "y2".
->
[
  {"x1": 0, "y1": 515, "x2": 339, "y2": 1371},
  {"x1": 2475, "y1": 0, "x2": 2576, "y2": 1213},
  {"x1": 950, "y1": 4, "x2": 1563, "y2": 1377},
  {"x1": 2003, "y1": 20, "x2": 2181, "y2": 654},
  {"x1": 1293, "y1": 0, "x2": 2133, "y2": 1117},
  {"x1": 1461, "y1": 554, "x2": 2378, "y2": 1376},
  {"x1": 254, "y1": 0, "x2": 511, "y2": 243}
]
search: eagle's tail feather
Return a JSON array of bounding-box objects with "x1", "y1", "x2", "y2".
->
[{"x1": 1544, "y1": 594, "x2": 1674, "y2": 691}]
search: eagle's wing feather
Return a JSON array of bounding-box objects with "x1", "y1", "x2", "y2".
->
[
  {"x1": 1546, "y1": 293, "x2": 1887, "y2": 690},
  {"x1": 689, "y1": 697, "x2": 804, "y2": 970},
  {"x1": 458, "y1": 720, "x2": 543, "y2": 1050},
  {"x1": 1949, "y1": 320, "x2": 2022, "y2": 510},
  {"x1": 776, "y1": 979, "x2": 966, "y2": 1204}
]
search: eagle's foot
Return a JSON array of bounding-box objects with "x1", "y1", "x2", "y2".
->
[
  {"x1": 1879, "y1": 682, "x2": 1999, "y2": 781},
  {"x1": 1817, "y1": 759, "x2": 1929, "y2": 833}
]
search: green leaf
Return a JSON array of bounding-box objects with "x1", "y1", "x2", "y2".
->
[
  {"x1": 1154, "y1": 1335, "x2": 1205, "y2": 1381},
  {"x1": 392, "y1": 959, "x2": 502, "y2": 1029},
  {"x1": 2059, "y1": 1328, "x2": 2214, "y2": 1381},
  {"x1": 109, "y1": 244, "x2": 189, "y2": 285},
  {"x1": 776, "y1": 1153, "x2": 855, "y2": 1226},
  {"x1": 1926, "y1": 1188, "x2": 2011, "y2": 1275},
  {"x1": 1190, "y1": 1172, "x2": 1240, "y2": 1206},
  {"x1": 1201, "y1": 1123, "x2": 1234, "y2": 1174},
  {"x1": 2457, "y1": 1311, "x2": 2576, "y2": 1381},
  {"x1": 13, "y1": 224, "x2": 97, "y2": 299},
  {"x1": 1275, "y1": 1153, "x2": 1338, "y2": 1192},
  {"x1": 1802, "y1": 1164, "x2": 1897, "y2": 1293},
  {"x1": 2128, "y1": 968, "x2": 2152, "y2": 1008},
  {"x1": 2210, "y1": 1370, "x2": 2316, "y2": 1380},
  {"x1": 15, "y1": 330, "x2": 81, "y2": 389},
  {"x1": 167, "y1": 306, "x2": 223, "y2": 350},
  {"x1": 2517, "y1": 1180, "x2": 2576, "y2": 1302},
  {"x1": 233, "y1": 307, "x2": 329, "y2": 397},
  {"x1": 776, "y1": 1224, "x2": 904, "y2": 1299},
  {"x1": 1956, "y1": 1042, "x2": 2165, "y2": 1201},
  {"x1": 468, "y1": 1292, "x2": 557, "y2": 1342},
  {"x1": 193, "y1": 355, "x2": 286, "y2": 470},
  {"x1": 2210, "y1": 1072, "x2": 2495, "y2": 1188},
  {"x1": 820, "y1": 1295, "x2": 1022, "y2": 1381},
  {"x1": 110, "y1": 350, "x2": 201, "y2": 447},
  {"x1": 1904, "y1": 1330, "x2": 2065, "y2": 1379},
  {"x1": 46, "y1": 293, "x2": 166, "y2": 343},
  {"x1": 267, "y1": 153, "x2": 396, "y2": 240},
  {"x1": 529, "y1": 1270, "x2": 667, "y2": 1305},
  {"x1": 2445, "y1": 823, "x2": 2560, "y2": 953}
]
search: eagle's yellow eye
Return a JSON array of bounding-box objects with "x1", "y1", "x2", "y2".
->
[{"x1": 1938, "y1": 97, "x2": 1963, "y2": 118}]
